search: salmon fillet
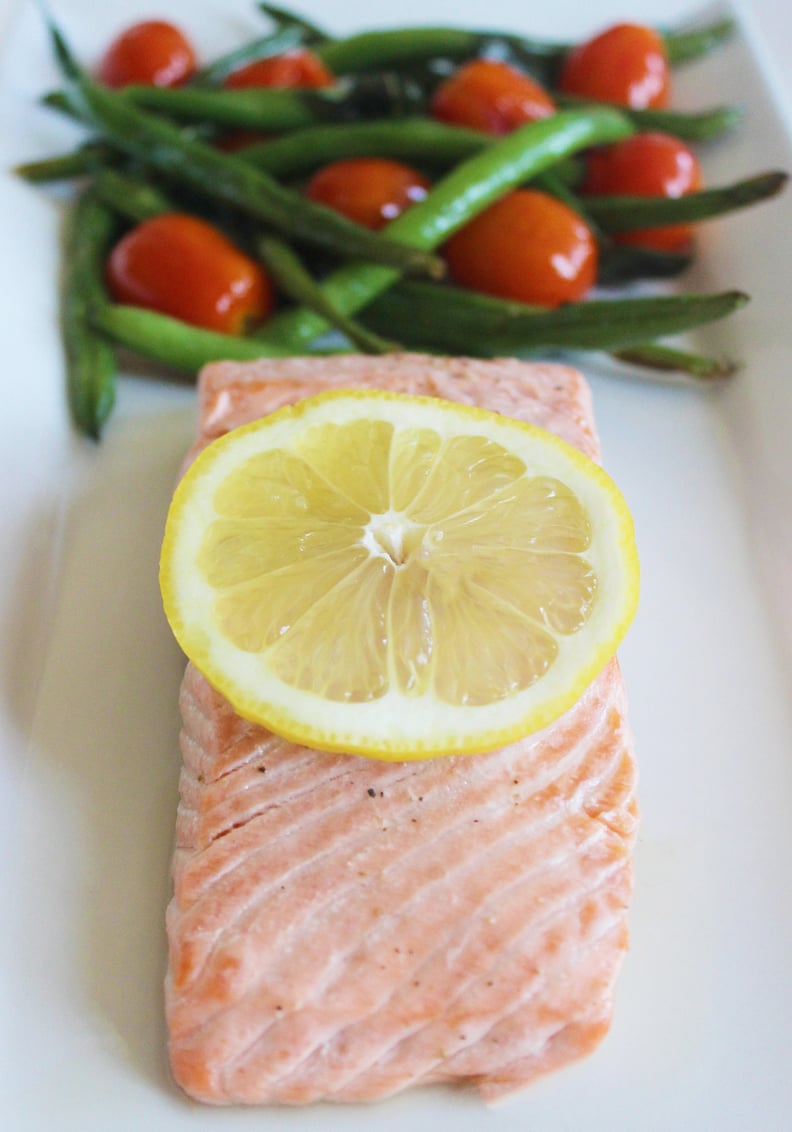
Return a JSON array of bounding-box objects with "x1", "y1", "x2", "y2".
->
[{"x1": 166, "y1": 354, "x2": 638, "y2": 1105}]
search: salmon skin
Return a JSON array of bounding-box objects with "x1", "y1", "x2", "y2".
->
[{"x1": 166, "y1": 354, "x2": 638, "y2": 1105}]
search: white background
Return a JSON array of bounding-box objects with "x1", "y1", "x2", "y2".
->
[{"x1": 1, "y1": 2, "x2": 791, "y2": 1131}]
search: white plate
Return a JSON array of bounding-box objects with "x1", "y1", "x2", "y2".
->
[{"x1": 1, "y1": 1, "x2": 791, "y2": 1129}]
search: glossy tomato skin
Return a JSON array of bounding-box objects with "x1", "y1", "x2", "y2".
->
[
  {"x1": 98, "y1": 21, "x2": 196, "y2": 88},
  {"x1": 223, "y1": 49, "x2": 334, "y2": 89},
  {"x1": 305, "y1": 159, "x2": 431, "y2": 230},
  {"x1": 559, "y1": 23, "x2": 670, "y2": 109},
  {"x1": 431, "y1": 59, "x2": 556, "y2": 135},
  {"x1": 582, "y1": 131, "x2": 702, "y2": 249},
  {"x1": 444, "y1": 190, "x2": 598, "y2": 307},
  {"x1": 106, "y1": 214, "x2": 274, "y2": 334}
]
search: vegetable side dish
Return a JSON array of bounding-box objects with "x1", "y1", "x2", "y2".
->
[{"x1": 14, "y1": 3, "x2": 788, "y2": 438}]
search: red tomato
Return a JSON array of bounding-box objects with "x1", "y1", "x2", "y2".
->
[
  {"x1": 559, "y1": 23, "x2": 670, "y2": 109},
  {"x1": 444, "y1": 190, "x2": 598, "y2": 307},
  {"x1": 305, "y1": 159, "x2": 431, "y2": 230},
  {"x1": 106, "y1": 214, "x2": 274, "y2": 334},
  {"x1": 431, "y1": 59, "x2": 556, "y2": 135},
  {"x1": 98, "y1": 20, "x2": 196, "y2": 88},
  {"x1": 223, "y1": 48, "x2": 333, "y2": 89},
  {"x1": 582, "y1": 132, "x2": 702, "y2": 250}
]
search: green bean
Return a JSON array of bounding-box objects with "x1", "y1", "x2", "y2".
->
[
  {"x1": 586, "y1": 171, "x2": 789, "y2": 232},
  {"x1": 597, "y1": 243, "x2": 692, "y2": 284},
  {"x1": 93, "y1": 170, "x2": 186, "y2": 230},
  {"x1": 62, "y1": 188, "x2": 118, "y2": 439},
  {"x1": 545, "y1": 155, "x2": 584, "y2": 189},
  {"x1": 88, "y1": 304, "x2": 293, "y2": 372},
  {"x1": 317, "y1": 28, "x2": 513, "y2": 75},
  {"x1": 314, "y1": 16, "x2": 734, "y2": 79},
  {"x1": 123, "y1": 72, "x2": 428, "y2": 128},
  {"x1": 663, "y1": 17, "x2": 736, "y2": 66},
  {"x1": 613, "y1": 342, "x2": 737, "y2": 379},
  {"x1": 240, "y1": 118, "x2": 488, "y2": 177},
  {"x1": 46, "y1": 30, "x2": 443, "y2": 280},
  {"x1": 533, "y1": 168, "x2": 603, "y2": 236},
  {"x1": 14, "y1": 140, "x2": 115, "y2": 183},
  {"x1": 255, "y1": 107, "x2": 633, "y2": 350},
  {"x1": 256, "y1": 2, "x2": 329, "y2": 45},
  {"x1": 621, "y1": 103, "x2": 743, "y2": 142},
  {"x1": 556, "y1": 94, "x2": 742, "y2": 141},
  {"x1": 120, "y1": 83, "x2": 320, "y2": 129},
  {"x1": 41, "y1": 88, "x2": 78, "y2": 118},
  {"x1": 359, "y1": 282, "x2": 749, "y2": 355},
  {"x1": 255, "y1": 235, "x2": 395, "y2": 353}
]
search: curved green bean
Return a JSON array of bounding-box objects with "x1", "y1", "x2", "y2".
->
[
  {"x1": 556, "y1": 94, "x2": 742, "y2": 141},
  {"x1": 92, "y1": 167, "x2": 176, "y2": 223},
  {"x1": 255, "y1": 234, "x2": 396, "y2": 353},
  {"x1": 15, "y1": 140, "x2": 115, "y2": 183},
  {"x1": 318, "y1": 28, "x2": 505, "y2": 74},
  {"x1": 62, "y1": 188, "x2": 118, "y2": 439},
  {"x1": 359, "y1": 282, "x2": 749, "y2": 355},
  {"x1": 613, "y1": 342, "x2": 737, "y2": 379},
  {"x1": 88, "y1": 304, "x2": 292, "y2": 371},
  {"x1": 597, "y1": 243, "x2": 692, "y2": 284},
  {"x1": 663, "y1": 17, "x2": 736, "y2": 66},
  {"x1": 256, "y1": 2, "x2": 329, "y2": 45},
  {"x1": 585, "y1": 171, "x2": 788, "y2": 232},
  {"x1": 123, "y1": 84, "x2": 321, "y2": 129},
  {"x1": 240, "y1": 118, "x2": 489, "y2": 177},
  {"x1": 623, "y1": 103, "x2": 743, "y2": 142},
  {"x1": 123, "y1": 72, "x2": 428, "y2": 129}
]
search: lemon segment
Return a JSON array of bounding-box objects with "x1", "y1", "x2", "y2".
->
[{"x1": 160, "y1": 389, "x2": 639, "y2": 759}]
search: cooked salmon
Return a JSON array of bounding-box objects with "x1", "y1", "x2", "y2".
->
[{"x1": 165, "y1": 354, "x2": 638, "y2": 1105}]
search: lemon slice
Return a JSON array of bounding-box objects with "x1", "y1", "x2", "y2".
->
[{"x1": 160, "y1": 389, "x2": 639, "y2": 759}]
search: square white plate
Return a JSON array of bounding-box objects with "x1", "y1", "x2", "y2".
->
[{"x1": 1, "y1": 1, "x2": 791, "y2": 1129}]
